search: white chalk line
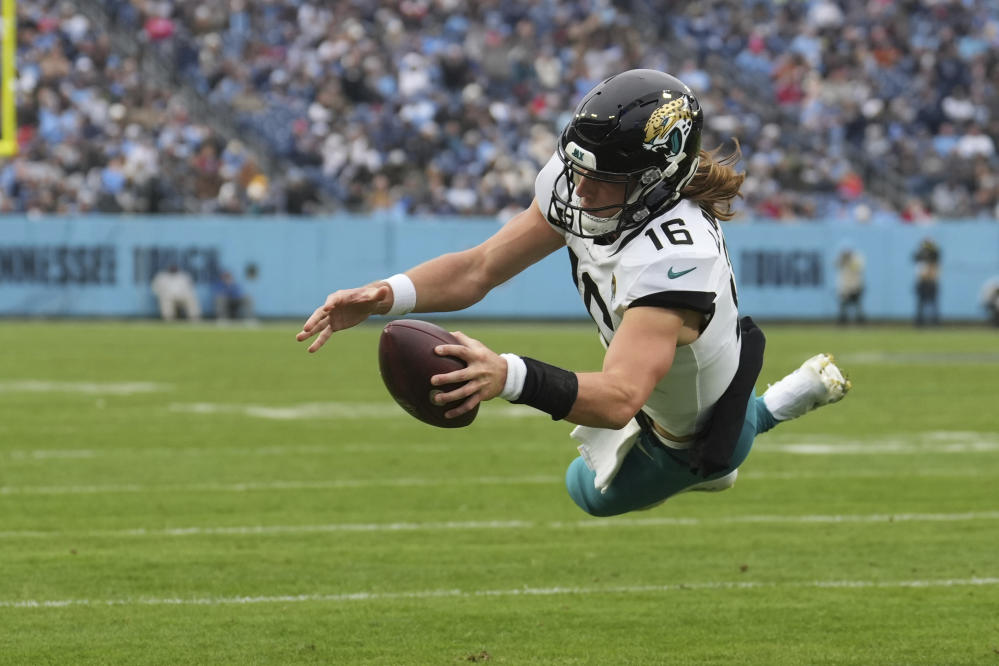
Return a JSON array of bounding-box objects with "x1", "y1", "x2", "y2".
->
[
  {"x1": 2, "y1": 510, "x2": 997, "y2": 541},
  {"x1": 3, "y1": 444, "x2": 423, "y2": 461},
  {"x1": 760, "y1": 441, "x2": 999, "y2": 455},
  {"x1": 3, "y1": 443, "x2": 475, "y2": 461},
  {"x1": 839, "y1": 351, "x2": 999, "y2": 365},
  {"x1": 6, "y1": 443, "x2": 997, "y2": 462},
  {"x1": 5, "y1": 431, "x2": 998, "y2": 464},
  {"x1": 2, "y1": 431, "x2": 997, "y2": 496},
  {"x1": 1, "y1": 465, "x2": 995, "y2": 498},
  {"x1": 3, "y1": 577, "x2": 997, "y2": 609},
  {"x1": 0, "y1": 475, "x2": 562, "y2": 496},
  {"x1": 0, "y1": 380, "x2": 170, "y2": 395},
  {"x1": 168, "y1": 401, "x2": 541, "y2": 420},
  {"x1": 757, "y1": 431, "x2": 999, "y2": 455}
]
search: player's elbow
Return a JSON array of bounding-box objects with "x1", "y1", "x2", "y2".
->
[
  {"x1": 601, "y1": 410, "x2": 636, "y2": 431},
  {"x1": 601, "y1": 391, "x2": 647, "y2": 430},
  {"x1": 464, "y1": 271, "x2": 493, "y2": 305},
  {"x1": 574, "y1": 370, "x2": 656, "y2": 429},
  {"x1": 609, "y1": 374, "x2": 660, "y2": 429}
]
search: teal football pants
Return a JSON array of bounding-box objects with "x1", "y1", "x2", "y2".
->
[{"x1": 565, "y1": 393, "x2": 779, "y2": 517}]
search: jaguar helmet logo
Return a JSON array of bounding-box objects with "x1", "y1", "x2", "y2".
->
[{"x1": 643, "y1": 96, "x2": 695, "y2": 157}]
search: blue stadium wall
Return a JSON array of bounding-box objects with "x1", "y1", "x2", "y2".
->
[{"x1": 1, "y1": 216, "x2": 996, "y2": 321}]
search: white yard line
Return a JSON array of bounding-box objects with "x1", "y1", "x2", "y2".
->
[
  {"x1": 4, "y1": 443, "x2": 463, "y2": 460},
  {"x1": 0, "y1": 381, "x2": 169, "y2": 395},
  {"x1": 0, "y1": 469, "x2": 988, "y2": 496},
  {"x1": 2, "y1": 577, "x2": 997, "y2": 609},
  {"x1": 0, "y1": 475, "x2": 563, "y2": 496},
  {"x1": 168, "y1": 401, "x2": 541, "y2": 420},
  {"x1": 755, "y1": 431, "x2": 999, "y2": 454},
  {"x1": 742, "y1": 469, "x2": 993, "y2": 480},
  {"x1": 4, "y1": 463, "x2": 995, "y2": 496},
  {"x1": 2, "y1": 510, "x2": 998, "y2": 540},
  {"x1": 839, "y1": 351, "x2": 999, "y2": 365},
  {"x1": 761, "y1": 442, "x2": 999, "y2": 454},
  {"x1": 5, "y1": 431, "x2": 998, "y2": 463}
]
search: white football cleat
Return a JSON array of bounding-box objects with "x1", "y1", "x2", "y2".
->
[{"x1": 763, "y1": 353, "x2": 851, "y2": 421}]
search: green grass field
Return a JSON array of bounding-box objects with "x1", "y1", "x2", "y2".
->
[{"x1": 1, "y1": 320, "x2": 997, "y2": 665}]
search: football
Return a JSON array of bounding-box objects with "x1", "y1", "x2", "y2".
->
[{"x1": 378, "y1": 319, "x2": 478, "y2": 428}]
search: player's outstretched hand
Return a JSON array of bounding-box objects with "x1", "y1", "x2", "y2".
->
[
  {"x1": 296, "y1": 284, "x2": 389, "y2": 353},
  {"x1": 429, "y1": 331, "x2": 507, "y2": 420}
]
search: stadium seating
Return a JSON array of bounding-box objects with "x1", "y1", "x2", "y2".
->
[{"x1": 4, "y1": 0, "x2": 997, "y2": 220}]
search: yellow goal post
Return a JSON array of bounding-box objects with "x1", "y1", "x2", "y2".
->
[{"x1": 0, "y1": 0, "x2": 16, "y2": 157}]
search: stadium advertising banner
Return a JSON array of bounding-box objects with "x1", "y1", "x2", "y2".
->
[{"x1": 0, "y1": 217, "x2": 996, "y2": 321}]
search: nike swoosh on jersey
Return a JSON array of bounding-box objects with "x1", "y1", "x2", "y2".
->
[{"x1": 668, "y1": 266, "x2": 697, "y2": 279}]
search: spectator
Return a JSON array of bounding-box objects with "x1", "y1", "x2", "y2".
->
[
  {"x1": 151, "y1": 264, "x2": 201, "y2": 322},
  {"x1": 981, "y1": 277, "x2": 999, "y2": 327},
  {"x1": 212, "y1": 270, "x2": 254, "y2": 322},
  {"x1": 913, "y1": 238, "x2": 942, "y2": 326},
  {"x1": 835, "y1": 248, "x2": 866, "y2": 325}
]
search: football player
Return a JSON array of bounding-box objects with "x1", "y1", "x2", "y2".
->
[{"x1": 298, "y1": 69, "x2": 850, "y2": 516}]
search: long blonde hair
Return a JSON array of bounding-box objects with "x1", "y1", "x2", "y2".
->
[{"x1": 682, "y1": 141, "x2": 745, "y2": 221}]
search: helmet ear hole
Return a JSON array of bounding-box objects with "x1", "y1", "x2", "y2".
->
[{"x1": 640, "y1": 168, "x2": 661, "y2": 185}]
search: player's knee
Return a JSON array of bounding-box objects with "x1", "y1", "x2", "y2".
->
[{"x1": 564, "y1": 458, "x2": 620, "y2": 517}]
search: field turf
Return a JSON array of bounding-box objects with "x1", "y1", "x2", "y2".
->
[{"x1": 1, "y1": 320, "x2": 997, "y2": 664}]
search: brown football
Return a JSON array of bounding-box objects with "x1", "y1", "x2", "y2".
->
[{"x1": 378, "y1": 319, "x2": 478, "y2": 428}]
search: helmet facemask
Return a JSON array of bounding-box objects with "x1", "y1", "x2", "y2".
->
[{"x1": 551, "y1": 138, "x2": 697, "y2": 239}]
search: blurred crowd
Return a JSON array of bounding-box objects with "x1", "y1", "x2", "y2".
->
[
  {"x1": 6, "y1": 0, "x2": 280, "y2": 214},
  {"x1": 3, "y1": 0, "x2": 997, "y2": 221},
  {"x1": 668, "y1": 0, "x2": 999, "y2": 221}
]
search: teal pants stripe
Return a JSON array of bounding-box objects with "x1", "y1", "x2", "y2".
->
[{"x1": 565, "y1": 392, "x2": 777, "y2": 517}]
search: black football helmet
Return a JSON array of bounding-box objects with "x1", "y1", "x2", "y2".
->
[{"x1": 549, "y1": 69, "x2": 703, "y2": 238}]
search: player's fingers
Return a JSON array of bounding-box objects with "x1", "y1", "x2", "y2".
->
[
  {"x1": 432, "y1": 376, "x2": 482, "y2": 404},
  {"x1": 431, "y1": 382, "x2": 468, "y2": 404},
  {"x1": 301, "y1": 304, "x2": 331, "y2": 333},
  {"x1": 430, "y1": 368, "x2": 468, "y2": 387},
  {"x1": 432, "y1": 388, "x2": 457, "y2": 406},
  {"x1": 307, "y1": 325, "x2": 334, "y2": 353},
  {"x1": 434, "y1": 344, "x2": 471, "y2": 360},
  {"x1": 449, "y1": 331, "x2": 480, "y2": 347},
  {"x1": 297, "y1": 312, "x2": 326, "y2": 340},
  {"x1": 444, "y1": 393, "x2": 481, "y2": 419}
]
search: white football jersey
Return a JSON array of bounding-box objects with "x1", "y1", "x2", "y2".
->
[{"x1": 535, "y1": 153, "x2": 741, "y2": 439}]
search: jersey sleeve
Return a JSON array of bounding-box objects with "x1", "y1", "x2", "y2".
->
[
  {"x1": 623, "y1": 252, "x2": 723, "y2": 315},
  {"x1": 613, "y1": 202, "x2": 729, "y2": 316}
]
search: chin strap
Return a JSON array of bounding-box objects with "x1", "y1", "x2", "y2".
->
[{"x1": 580, "y1": 210, "x2": 621, "y2": 236}]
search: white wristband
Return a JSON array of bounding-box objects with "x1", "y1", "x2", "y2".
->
[
  {"x1": 384, "y1": 273, "x2": 416, "y2": 316},
  {"x1": 499, "y1": 353, "x2": 527, "y2": 401}
]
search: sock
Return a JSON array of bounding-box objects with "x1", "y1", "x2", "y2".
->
[{"x1": 754, "y1": 396, "x2": 779, "y2": 433}]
